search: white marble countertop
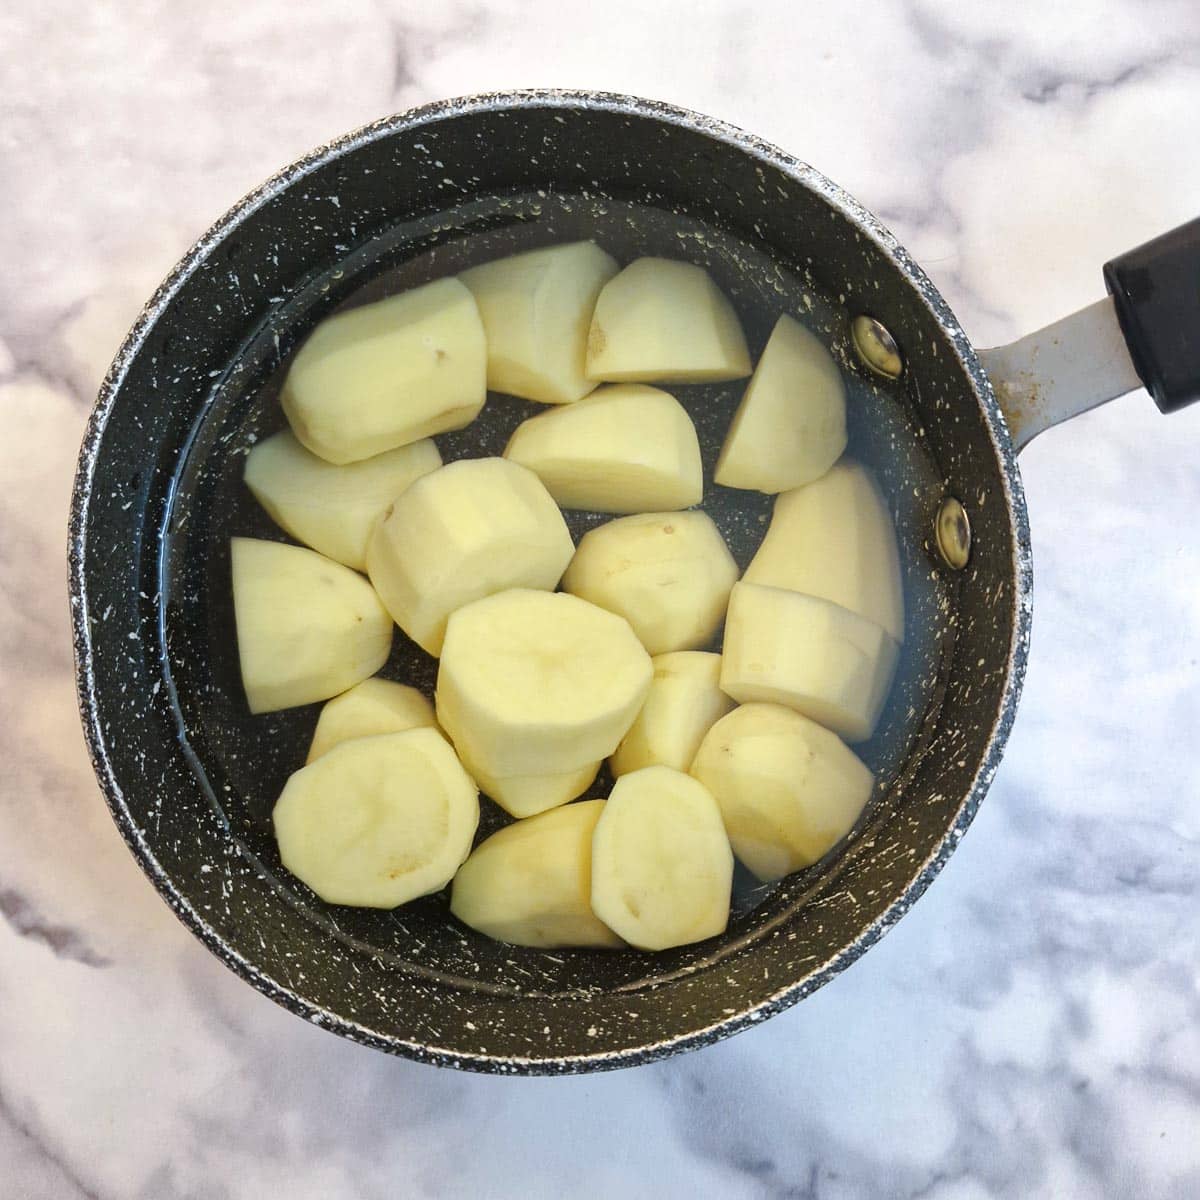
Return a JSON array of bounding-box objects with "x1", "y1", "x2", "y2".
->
[{"x1": 3, "y1": 2, "x2": 1200, "y2": 1196}]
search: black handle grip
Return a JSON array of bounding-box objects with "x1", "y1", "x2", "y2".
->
[{"x1": 1103, "y1": 216, "x2": 1200, "y2": 414}]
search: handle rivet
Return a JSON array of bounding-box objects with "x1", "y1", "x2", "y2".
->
[
  {"x1": 851, "y1": 315, "x2": 904, "y2": 379},
  {"x1": 934, "y1": 497, "x2": 971, "y2": 570}
]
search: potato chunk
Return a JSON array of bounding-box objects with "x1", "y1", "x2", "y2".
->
[
  {"x1": 274, "y1": 728, "x2": 479, "y2": 908},
  {"x1": 744, "y1": 459, "x2": 905, "y2": 642},
  {"x1": 721, "y1": 582, "x2": 899, "y2": 742},
  {"x1": 244, "y1": 430, "x2": 440, "y2": 570},
  {"x1": 562, "y1": 511, "x2": 738, "y2": 655},
  {"x1": 610, "y1": 651, "x2": 734, "y2": 776},
  {"x1": 366, "y1": 457, "x2": 574, "y2": 656},
  {"x1": 450, "y1": 800, "x2": 622, "y2": 948},
  {"x1": 281, "y1": 277, "x2": 485, "y2": 464},
  {"x1": 459, "y1": 240, "x2": 619, "y2": 404},
  {"x1": 504, "y1": 384, "x2": 702, "y2": 513},
  {"x1": 714, "y1": 314, "x2": 847, "y2": 493},
  {"x1": 590, "y1": 766, "x2": 732, "y2": 950},
  {"x1": 231, "y1": 537, "x2": 392, "y2": 714},
  {"x1": 436, "y1": 589, "x2": 652, "y2": 777},
  {"x1": 306, "y1": 679, "x2": 436, "y2": 763},
  {"x1": 454, "y1": 739, "x2": 600, "y2": 819},
  {"x1": 690, "y1": 703, "x2": 874, "y2": 881},
  {"x1": 585, "y1": 258, "x2": 751, "y2": 383}
]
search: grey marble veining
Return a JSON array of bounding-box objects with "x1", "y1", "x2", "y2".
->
[{"x1": 2, "y1": 2, "x2": 1200, "y2": 1197}]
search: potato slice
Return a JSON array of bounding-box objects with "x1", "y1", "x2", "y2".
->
[
  {"x1": 562, "y1": 511, "x2": 738, "y2": 656},
  {"x1": 744, "y1": 459, "x2": 905, "y2": 642},
  {"x1": 231, "y1": 537, "x2": 392, "y2": 714},
  {"x1": 721, "y1": 582, "x2": 899, "y2": 742},
  {"x1": 244, "y1": 430, "x2": 440, "y2": 571},
  {"x1": 690, "y1": 703, "x2": 874, "y2": 881},
  {"x1": 714, "y1": 314, "x2": 847, "y2": 494},
  {"x1": 436, "y1": 589, "x2": 652, "y2": 777},
  {"x1": 306, "y1": 679, "x2": 436, "y2": 763},
  {"x1": 503, "y1": 384, "x2": 702, "y2": 513},
  {"x1": 585, "y1": 257, "x2": 751, "y2": 383},
  {"x1": 590, "y1": 766, "x2": 732, "y2": 950},
  {"x1": 273, "y1": 727, "x2": 479, "y2": 908},
  {"x1": 610, "y1": 651, "x2": 735, "y2": 776},
  {"x1": 450, "y1": 799, "x2": 622, "y2": 948},
  {"x1": 459, "y1": 240, "x2": 619, "y2": 404},
  {"x1": 454, "y1": 739, "x2": 600, "y2": 819},
  {"x1": 281, "y1": 277, "x2": 485, "y2": 465},
  {"x1": 366, "y1": 457, "x2": 574, "y2": 657}
]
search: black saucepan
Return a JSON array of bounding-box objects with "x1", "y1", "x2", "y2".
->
[{"x1": 69, "y1": 92, "x2": 1200, "y2": 1074}]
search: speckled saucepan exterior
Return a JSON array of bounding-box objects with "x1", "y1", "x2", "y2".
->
[{"x1": 69, "y1": 91, "x2": 1035, "y2": 1074}]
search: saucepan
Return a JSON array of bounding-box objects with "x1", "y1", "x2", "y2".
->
[{"x1": 68, "y1": 91, "x2": 1200, "y2": 1073}]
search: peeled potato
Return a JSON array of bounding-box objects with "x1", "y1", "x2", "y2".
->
[
  {"x1": 610, "y1": 651, "x2": 735, "y2": 776},
  {"x1": 585, "y1": 258, "x2": 752, "y2": 383},
  {"x1": 721, "y1": 582, "x2": 899, "y2": 742},
  {"x1": 244, "y1": 430, "x2": 440, "y2": 571},
  {"x1": 714, "y1": 314, "x2": 847, "y2": 493},
  {"x1": 281, "y1": 278, "x2": 486, "y2": 465},
  {"x1": 366, "y1": 457, "x2": 574, "y2": 656},
  {"x1": 306, "y1": 679, "x2": 436, "y2": 763},
  {"x1": 503, "y1": 384, "x2": 702, "y2": 513},
  {"x1": 744, "y1": 459, "x2": 905, "y2": 642},
  {"x1": 459, "y1": 240, "x2": 619, "y2": 404},
  {"x1": 590, "y1": 766, "x2": 732, "y2": 950},
  {"x1": 274, "y1": 728, "x2": 479, "y2": 908},
  {"x1": 231, "y1": 537, "x2": 392, "y2": 714},
  {"x1": 562, "y1": 511, "x2": 738, "y2": 656},
  {"x1": 436, "y1": 589, "x2": 652, "y2": 777},
  {"x1": 450, "y1": 799, "x2": 622, "y2": 948},
  {"x1": 690, "y1": 703, "x2": 874, "y2": 881},
  {"x1": 454, "y1": 741, "x2": 600, "y2": 819}
]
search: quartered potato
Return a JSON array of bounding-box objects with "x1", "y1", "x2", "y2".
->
[
  {"x1": 366, "y1": 457, "x2": 574, "y2": 656},
  {"x1": 690, "y1": 703, "x2": 874, "y2": 882},
  {"x1": 590, "y1": 766, "x2": 732, "y2": 951},
  {"x1": 744, "y1": 458, "x2": 905, "y2": 643},
  {"x1": 504, "y1": 384, "x2": 703, "y2": 513},
  {"x1": 244, "y1": 430, "x2": 440, "y2": 571},
  {"x1": 450, "y1": 800, "x2": 622, "y2": 948},
  {"x1": 562, "y1": 511, "x2": 738, "y2": 655},
  {"x1": 454, "y1": 741, "x2": 601, "y2": 820},
  {"x1": 306, "y1": 678, "x2": 436, "y2": 763},
  {"x1": 609, "y1": 651, "x2": 734, "y2": 776},
  {"x1": 436, "y1": 589, "x2": 652, "y2": 777},
  {"x1": 459, "y1": 240, "x2": 619, "y2": 404},
  {"x1": 274, "y1": 727, "x2": 479, "y2": 908},
  {"x1": 281, "y1": 277, "x2": 486, "y2": 465},
  {"x1": 714, "y1": 314, "x2": 847, "y2": 494},
  {"x1": 585, "y1": 257, "x2": 752, "y2": 383},
  {"x1": 721, "y1": 582, "x2": 899, "y2": 742},
  {"x1": 231, "y1": 537, "x2": 392, "y2": 714}
]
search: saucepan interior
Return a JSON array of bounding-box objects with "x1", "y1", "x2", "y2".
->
[{"x1": 71, "y1": 92, "x2": 1031, "y2": 1071}]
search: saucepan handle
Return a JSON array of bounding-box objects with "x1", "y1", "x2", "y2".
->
[{"x1": 978, "y1": 216, "x2": 1200, "y2": 452}]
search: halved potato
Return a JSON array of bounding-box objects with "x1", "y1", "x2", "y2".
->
[
  {"x1": 244, "y1": 430, "x2": 440, "y2": 571},
  {"x1": 460, "y1": 240, "x2": 619, "y2": 404},
  {"x1": 590, "y1": 766, "x2": 732, "y2": 950},
  {"x1": 306, "y1": 679, "x2": 436, "y2": 763},
  {"x1": 744, "y1": 458, "x2": 905, "y2": 643},
  {"x1": 721, "y1": 582, "x2": 899, "y2": 742},
  {"x1": 562, "y1": 511, "x2": 738, "y2": 655},
  {"x1": 585, "y1": 258, "x2": 751, "y2": 383},
  {"x1": 366, "y1": 457, "x2": 574, "y2": 657},
  {"x1": 504, "y1": 384, "x2": 702, "y2": 513},
  {"x1": 231, "y1": 537, "x2": 392, "y2": 714},
  {"x1": 450, "y1": 799, "x2": 622, "y2": 948},
  {"x1": 714, "y1": 314, "x2": 847, "y2": 493},
  {"x1": 436, "y1": 589, "x2": 652, "y2": 777},
  {"x1": 454, "y1": 741, "x2": 601, "y2": 820},
  {"x1": 282, "y1": 277, "x2": 486, "y2": 464},
  {"x1": 274, "y1": 727, "x2": 479, "y2": 908},
  {"x1": 690, "y1": 703, "x2": 874, "y2": 881},
  {"x1": 610, "y1": 651, "x2": 734, "y2": 776}
]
